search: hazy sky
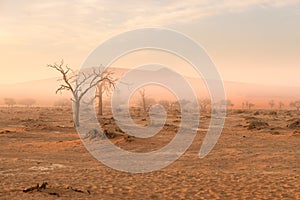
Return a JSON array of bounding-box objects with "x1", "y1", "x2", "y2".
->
[{"x1": 0, "y1": 0, "x2": 299, "y2": 86}]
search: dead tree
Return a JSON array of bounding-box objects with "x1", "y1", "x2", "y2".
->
[
  {"x1": 3, "y1": 98, "x2": 16, "y2": 107},
  {"x1": 243, "y1": 101, "x2": 254, "y2": 110},
  {"x1": 248, "y1": 103, "x2": 255, "y2": 110},
  {"x1": 48, "y1": 60, "x2": 115, "y2": 127},
  {"x1": 96, "y1": 71, "x2": 116, "y2": 116},
  {"x1": 158, "y1": 100, "x2": 170, "y2": 110},
  {"x1": 220, "y1": 99, "x2": 234, "y2": 111},
  {"x1": 199, "y1": 98, "x2": 211, "y2": 111},
  {"x1": 53, "y1": 99, "x2": 70, "y2": 107},
  {"x1": 278, "y1": 101, "x2": 284, "y2": 110},
  {"x1": 138, "y1": 88, "x2": 146, "y2": 113},
  {"x1": 19, "y1": 98, "x2": 36, "y2": 107},
  {"x1": 290, "y1": 101, "x2": 300, "y2": 111},
  {"x1": 269, "y1": 100, "x2": 275, "y2": 109},
  {"x1": 138, "y1": 88, "x2": 156, "y2": 113}
]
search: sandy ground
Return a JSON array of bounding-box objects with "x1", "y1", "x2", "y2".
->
[{"x1": 0, "y1": 107, "x2": 299, "y2": 199}]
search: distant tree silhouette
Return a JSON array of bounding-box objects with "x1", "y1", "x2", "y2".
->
[
  {"x1": 290, "y1": 101, "x2": 300, "y2": 111},
  {"x1": 54, "y1": 99, "x2": 70, "y2": 107},
  {"x1": 178, "y1": 99, "x2": 190, "y2": 107},
  {"x1": 147, "y1": 98, "x2": 156, "y2": 107},
  {"x1": 244, "y1": 101, "x2": 249, "y2": 110},
  {"x1": 138, "y1": 89, "x2": 156, "y2": 113},
  {"x1": 220, "y1": 99, "x2": 234, "y2": 110},
  {"x1": 242, "y1": 101, "x2": 254, "y2": 110},
  {"x1": 158, "y1": 100, "x2": 170, "y2": 110},
  {"x1": 199, "y1": 98, "x2": 211, "y2": 111},
  {"x1": 139, "y1": 89, "x2": 147, "y2": 113},
  {"x1": 19, "y1": 98, "x2": 36, "y2": 107},
  {"x1": 278, "y1": 101, "x2": 284, "y2": 110},
  {"x1": 248, "y1": 103, "x2": 255, "y2": 110},
  {"x1": 170, "y1": 101, "x2": 180, "y2": 112},
  {"x1": 3, "y1": 98, "x2": 16, "y2": 107},
  {"x1": 269, "y1": 100, "x2": 275, "y2": 109}
]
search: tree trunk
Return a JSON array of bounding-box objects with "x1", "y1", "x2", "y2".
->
[
  {"x1": 142, "y1": 97, "x2": 146, "y2": 113},
  {"x1": 74, "y1": 101, "x2": 80, "y2": 127},
  {"x1": 98, "y1": 84, "x2": 103, "y2": 116}
]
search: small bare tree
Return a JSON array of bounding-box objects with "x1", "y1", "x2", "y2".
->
[
  {"x1": 19, "y1": 98, "x2": 36, "y2": 107},
  {"x1": 139, "y1": 89, "x2": 147, "y2": 113},
  {"x1": 158, "y1": 100, "x2": 170, "y2": 110},
  {"x1": 290, "y1": 101, "x2": 300, "y2": 111},
  {"x1": 248, "y1": 103, "x2": 255, "y2": 110},
  {"x1": 242, "y1": 102, "x2": 245, "y2": 109},
  {"x1": 228, "y1": 100, "x2": 234, "y2": 110},
  {"x1": 242, "y1": 101, "x2": 254, "y2": 110},
  {"x1": 170, "y1": 101, "x2": 180, "y2": 112},
  {"x1": 220, "y1": 99, "x2": 234, "y2": 110},
  {"x1": 199, "y1": 98, "x2": 211, "y2": 111},
  {"x1": 96, "y1": 71, "x2": 116, "y2": 116},
  {"x1": 48, "y1": 60, "x2": 116, "y2": 127},
  {"x1": 243, "y1": 101, "x2": 249, "y2": 110},
  {"x1": 269, "y1": 100, "x2": 275, "y2": 109},
  {"x1": 54, "y1": 99, "x2": 70, "y2": 107},
  {"x1": 3, "y1": 98, "x2": 16, "y2": 107},
  {"x1": 178, "y1": 99, "x2": 190, "y2": 107},
  {"x1": 278, "y1": 101, "x2": 284, "y2": 110},
  {"x1": 138, "y1": 88, "x2": 156, "y2": 113}
]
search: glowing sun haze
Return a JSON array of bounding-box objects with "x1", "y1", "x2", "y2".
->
[{"x1": 0, "y1": 0, "x2": 299, "y2": 86}]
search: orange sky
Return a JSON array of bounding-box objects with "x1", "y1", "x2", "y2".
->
[{"x1": 0, "y1": 1, "x2": 300, "y2": 87}]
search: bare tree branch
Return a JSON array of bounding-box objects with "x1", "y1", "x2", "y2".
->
[{"x1": 48, "y1": 60, "x2": 117, "y2": 125}]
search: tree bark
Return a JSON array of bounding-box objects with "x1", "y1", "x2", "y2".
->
[
  {"x1": 74, "y1": 101, "x2": 80, "y2": 127},
  {"x1": 98, "y1": 84, "x2": 103, "y2": 116}
]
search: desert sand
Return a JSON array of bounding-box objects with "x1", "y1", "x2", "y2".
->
[{"x1": 0, "y1": 106, "x2": 299, "y2": 199}]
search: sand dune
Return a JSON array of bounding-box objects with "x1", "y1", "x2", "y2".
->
[{"x1": 1, "y1": 67, "x2": 300, "y2": 108}]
